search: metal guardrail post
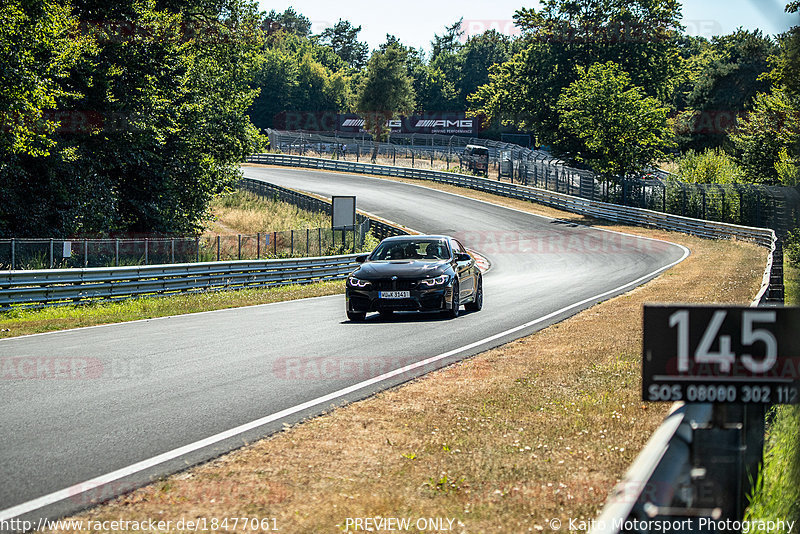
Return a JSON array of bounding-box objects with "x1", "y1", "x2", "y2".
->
[
  {"x1": 216, "y1": 236, "x2": 220, "y2": 261},
  {"x1": 238, "y1": 234, "x2": 242, "y2": 260},
  {"x1": 9, "y1": 239, "x2": 14, "y2": 271},
  {"x1": 115, "y1": 239, "x2": 120, "y2": 266},
  {"x1": 144, "y1": 238, "x2": 149, "y2": 265},
  {"x1": 49, "y1": 239, "x2": 54, "y2": 269},
  {"x1": 195, "y1": 237, "x2": 200, "y2": 263},
  {"x1": 84, "y1": 239, "x2": 88, "y2": 268}
]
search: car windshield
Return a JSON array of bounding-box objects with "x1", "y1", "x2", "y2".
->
[{"x1": 369, "y1": 239, "x2": 450, "y2": 261}]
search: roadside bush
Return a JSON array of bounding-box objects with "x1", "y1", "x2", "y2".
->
[{"x1": 675, "y1": 148, "x2": 744, "y2": 184}]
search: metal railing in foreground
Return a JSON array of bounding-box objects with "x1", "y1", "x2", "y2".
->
[
  {"x1": 0, "y1": 255, "x2": 360, "y2": 311},
  {"x1": 589, "y1": 235, "x2": 781, "y2": 534}
]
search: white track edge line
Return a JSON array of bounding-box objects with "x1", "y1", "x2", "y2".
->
[{"x1": 0, "y1": 243, "x2": 689, "y2": 522}]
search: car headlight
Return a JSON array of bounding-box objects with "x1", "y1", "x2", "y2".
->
[
  {"x1": 348, "y1": 277, "x2": 371, "y2": 288},
  {"x1": 420, "y1": 275, "x2": 449, "y2": 287}
]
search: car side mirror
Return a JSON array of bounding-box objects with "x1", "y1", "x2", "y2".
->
[
  {"x1": 355, "y1": 254, "x2": 369, "y2": 263},
  {"x1": 455, "y1": 253, "x2": 472, "y2": 263}
]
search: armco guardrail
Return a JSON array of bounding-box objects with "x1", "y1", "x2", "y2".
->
[
  {"x1": 0, "y1": 255, "x2": 360, "y2": 311},
  {"x1": 246, "y1": 154, "x2": 777, "y2": 247}
]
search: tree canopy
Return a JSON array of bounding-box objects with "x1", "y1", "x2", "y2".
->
[
  {"x1": 356, "y1": 44, "x2": 416, "y2": 160},
  {"x1": 557, "y1": 62, "x2": 674, "y2": 178},
  {"x1": 0, "y1": 0, "x2": 264, "y2": 237}
]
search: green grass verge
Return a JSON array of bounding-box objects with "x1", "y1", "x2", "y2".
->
[
  {"x1": 0, "y1": 280, "x2": 344, "y2": 339},
  {"x1": 745, "y1": 259, "x2": 800, "y2": 530}
]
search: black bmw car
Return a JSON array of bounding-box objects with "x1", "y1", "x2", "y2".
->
[{"x1": 345, "y1": 235, "x2": 483, "y2": 321}]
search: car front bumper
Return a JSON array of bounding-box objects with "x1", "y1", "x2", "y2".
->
[{"x1": 346, "y1": 285, "x2": 455, "y2": 313}]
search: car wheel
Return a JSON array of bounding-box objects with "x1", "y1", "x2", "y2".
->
[
  {"x1": 443, "y1": 280, "x2": 460, "y2": 319},
  {"x1": 378, "y1": 309, "x2": 394, "y2": 318},
  {"x1": 465, "y1": 275, "x2": 483, "y2": 312},
  {"x1": 347, "y1": 311, "x2": 366, "y2": 322}
]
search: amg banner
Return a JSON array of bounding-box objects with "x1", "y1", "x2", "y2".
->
[
  {"x1": 339, "y1": 113, "x2": 479, "y2": 135},
  {"x1": 272, "y1": 111, "x2": 480, "y2": 136}
]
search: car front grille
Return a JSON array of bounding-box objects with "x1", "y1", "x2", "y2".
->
[{"x1": 371, "y1": 279, "x2": 419, "y2": 291}]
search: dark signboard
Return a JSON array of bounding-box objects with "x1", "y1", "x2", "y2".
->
[{"x1": 642, "y1": 305, "x2": 800, "y2": 404}]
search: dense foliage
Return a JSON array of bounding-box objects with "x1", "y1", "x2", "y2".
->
[
  {"x1": 1, "y1": 0, "x2": 264, "y2": 237},
  {"x1": 3, "y1": 1, "x2": 799, "y2": 238},
  {"x1": 557, "y1": 62, "x2": 674, "y2": 178}
]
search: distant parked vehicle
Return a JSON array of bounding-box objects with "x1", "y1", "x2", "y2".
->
[
  {"x1": 460, "y1": 145, "x2": 489, "y2": 176},
  {"x1": 345, "y1": 235, "x2": 483, "y2": 321}
]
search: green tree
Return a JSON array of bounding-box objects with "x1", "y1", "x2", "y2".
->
[
  {"x1": 264, "y1": 7, "x2": 311, "y2": 37},
  {"x1": 457, "y1": 30, "x2": 511, "y2": 104},
  {"x1": 730, "y1": 3, "x2": 800, "y2": 185},
  {"x1": 431, "y1": 18, "x2": 464, "y2": 60},
  {"x1": 732, "y1": 89, "x2": 800, "y2": 184},
  {"x1": 315, "y1": 19, "x2": 368, "y2": 70},
  {"x1": 470, "y1": 0, "x2": 682, "y2": 155},
  {"x1": 675, "y1": 148, "x2": 743, "y2": 184},
  {"x1": 676, "y1": 29, "x2": 776, "y2": 151},
  {"x1": 0, "y1": 0, "x2": 87, "y2": 158},
  {"x1": 356, "y1": 45, "x2": 415, "y2": 162},
  {"x1": 247, "y1": 29, "x2": 353, "y2": 131},
  {"x1": 0, "y1": 0, "x2": 265, "y2": 237},
  {"x1": 557, "y1": 62, "x2": 674, "y2": 178}
]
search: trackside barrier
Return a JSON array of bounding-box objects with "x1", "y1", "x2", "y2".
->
[
  {"x1": 246, "y1": 154, "x2": 777, "y2": 248},
  {"x1": 589, "y1": 274, "x2": 778, "y2": 534},
  {"x1": 249, "y1": 153, "x2": 786, "y2": 532},
  {"x1": 0, "y1": 177, "x2": 412, "y2": 310},
  {"x1": 0, "y1": 256, "x2": 360, "y2": 311}
]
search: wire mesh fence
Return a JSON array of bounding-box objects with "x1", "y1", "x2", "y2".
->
[
  {"x1": 265, "y1": 129, "x2": 800, "y2": 234},
  {"x1": 516, "y1": 157, "x2": 800, "y2": 233},
  {"x1": 0, "y1": 225, "x2": 369, "y2": 271},
  {"x1": 266, "y1": 129, "x2": 539, "y2": 175}
]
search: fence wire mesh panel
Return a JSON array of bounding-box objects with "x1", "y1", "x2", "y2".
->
[{"x1": 0, "y1": 225, "x2": 370, "y2": 271}]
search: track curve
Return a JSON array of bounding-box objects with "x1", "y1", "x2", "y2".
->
[{"x1": 0, "y1": 166, "x2": 687, "y2": 525}]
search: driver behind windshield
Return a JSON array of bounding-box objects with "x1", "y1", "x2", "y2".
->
[{"x1": 372, "y1": 240, "x2": 449, "y2": 261}]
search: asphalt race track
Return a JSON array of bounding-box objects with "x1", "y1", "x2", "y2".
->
[{"x1": 0, "y1": 166, "x2": 688, "y2": 526}]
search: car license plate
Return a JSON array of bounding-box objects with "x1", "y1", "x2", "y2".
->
[{"x1": 379, "y1": 291, "x2": 410, "y2": 299}]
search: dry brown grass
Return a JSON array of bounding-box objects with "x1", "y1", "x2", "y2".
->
[
  {"x1": 204, "y1": 191, "x2": 329, "y2": 236},
  {"x1": 46, "y1": 173, "x2": 767, "y2": 534}
]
